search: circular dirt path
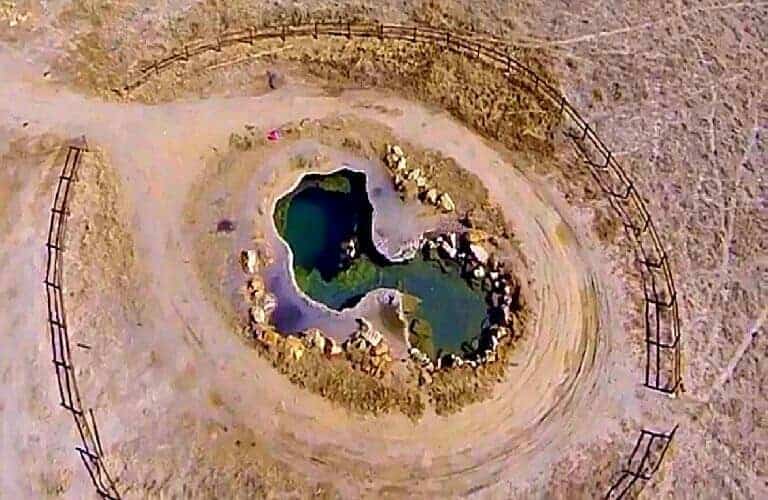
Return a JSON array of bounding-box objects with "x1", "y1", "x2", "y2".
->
[{"x1": 1, "y1": 55, "x2": 648, "y2": 497}]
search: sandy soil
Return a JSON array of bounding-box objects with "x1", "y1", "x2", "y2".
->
[{"x1": 0, "y1": 1, "x2": 765, "y2": 499}]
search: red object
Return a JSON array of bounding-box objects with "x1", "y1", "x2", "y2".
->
[{"x1": 267, "y1": 129, "x2": 281, "y2": 141}]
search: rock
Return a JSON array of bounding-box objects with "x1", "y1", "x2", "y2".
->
[
  {"x1": 356, "y1": 318, "x2": 383, "y2": 347},
  {"x1": 473, "y1": 265, "x2": 486, "y2": 279},
  {"x1": 438, "y1": 193, "x2": 455, "y2": 212},
  {"x1": 419, "y1": 369, "x2": 433, "y2": 386},
  {"x1": 261, "y1": 329, "x2": 280, "y2": 346},
  {"x1": 304, "y1": 328, "x2": 326, "y2": 351},
  {"x1": 396, "y1": 156, "x2": 408, "y2": 171},
  {"x1": 489, "y1": 271, "x2": 500, "y2": 281},
  {"x1": 249, "y1": 306, "x2": 266, "y2": 325},
  {"x1": 406, "y1": 167, "x2": 421, "y2": 181},
  {"x1": 385, "y1": 153, "x2": 397, "y2": 167},
  {"x1": 464, "y1": 229, "x2": 488, "y2": 244},
  {"x1": 249, "y1": 277, "x2": 266, "y2": 298},
  {"x1": 392, "y1": 145, "x2": 404, "y2": 157},
  {"x1": 261, "y1": 293, "x2": 277, "y2": 315},
  {"x1": 415, "y1": 175, "x2": 428, "y2": 189},
  {"x1": 495, "y1": 326, "x2": 511, "y2": 339},
  {"x1": 323, "y1": 337, "x2": 342, "y2": 356},
  {"x1": 469, "y1": 244, "x2": 490, "y2": 264},
  {"x1": 484, "y1": 349, "x2": 497, "y2": 363},
  {"x1": 425, "y1": 188, "x2": 439, "y2": 205},
  {"x1": 240, "y1": 250, "x2": 258, "y2": 274},
  {"x1": 285, "y1": 336, "x2": 305, "y2": 361},
  {"x1": 373, "y1": 342, "x2": 390, "y2": 357},
  {"x1": 266, "y1": 69, "x2": 284, "y2": 89},
  {"x1": 439, "y1": 239, "x2": 458, "y2": 260},
  {"x1": 489, "y1": 334, "x2": 499, "y2": 350}
]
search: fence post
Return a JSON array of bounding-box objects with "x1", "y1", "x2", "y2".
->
[
  {"x1": 281, "y1": 24, "x2": 286, "y2": 43},
  {"x1": 412, "y1": 26, "x2": 417, "y2": 42},
  {"x1": 346, "y1": 21, "x2": 351, "y2": 39},
  {"x1": 378, "y1": 22, "x2": 383, "y2": 40},
  {"x1": 249, "y1": 26, "x2": 255, "y2": 45}
]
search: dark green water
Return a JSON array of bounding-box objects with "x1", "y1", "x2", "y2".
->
[{"x1": 275, "y1": 170, "x2": 488, "y2": 357}]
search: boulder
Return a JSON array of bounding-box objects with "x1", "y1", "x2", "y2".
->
[
  {"x1": 249, "y1": 306, "x2": 266, "y2": 325},
  {"x1": 323, "y1": 337, "x2": 342, "y2": 356},
  {"x1": 240, "y1": 250, "x2": 258, "y2": 274},
  {"x1": 392, "y1": 145, "x2": 404, "y2": 157},
  {"x1": 396, "y1": 156, "x2": 408, "y2": 171},
  {"x1": 261, "y1": 329, "x2": 280, "y2": 346},
  {"x1": 373, "y1": 341, "x2": 390, "y2": 357},
  {"x1": 249, "y1": 277, "x2": 265, "y2": 295},
  {"x1": 464, "y1": 229, "x2": 488, "y2": 244},
  {"x1": 285, "y1": 336, "x2": 305, "y2": 361},
  {"x1": 425, "y1": 188, "x2": 439, "y2": 205},
  {"x1": 439, "y1": 239, "x2": 458, "y2": 260},
  {"x1": 406, "y1": 167, "x2": 421, "y2": 181},
  {"x1": 473, "y1": 265, "x2": 486, "y2": 279},
  {"x1": 438, "y1": 193, "x2": 455, "y2": 212},
  {"x1": 419, "y1": 369, "x2": 433, "y2": 386},
  {"x1": 494, "y1": 326, "x2": 511, "y2": 339},
  {"x1": 469, "y1": 244, "x2": 490, "y2": 264},
  {"x1": 261, "y1": 293, "x2": 277, "y2": 315},
  {"x1": 356, "y1": 318, "x2": 383, "y2": 347},
  {"x1": 304, "y1": 328, "x2": 326, "y2": 351}
]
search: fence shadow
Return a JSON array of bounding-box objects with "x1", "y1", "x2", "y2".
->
[{"x1": 45, "y1": 142, "x2": 120, "y2": 499}]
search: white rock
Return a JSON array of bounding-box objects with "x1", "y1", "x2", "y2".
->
[
  {"x1": 448, "y1": 233, "x2": 458, "y2": 250},
  {"x1": 473, "y1": 266, "x2": 486, "y2": 279},
  {"x1": 357, "y1": 318, "x2": 382, "y2": 347},
  {"x1": 469, "y1": 244, "x2": 490, "y2": 264},
  {"x1": 406, "y1": 167, "x2": 421, "y2": 181},
  {"x1": 495, "y1": 326, "x2": 511, "y2": 339},
  {"x1": 489, "y1": 271, "x2": 500, "y2": 281},
  {"x1": 241, "y1": 250, "x2": 258, "y2": 274},
  {"x1": 261, "y1": 293, "x2": 277, "y2": 315},
  {"x1": 425, "y1": 188, "x2": 439, "y2": 205},
  {"x1": 392, "y1": 145, "x2": 404, "y2": 157},
  {"x1": 439, "y1": 240, "x2": 458, "y2": 259},
  {"x1": 249, "y1": 306, "x2": 266, "y2": 325},
  {"x1": 438, "y1": 193, "x2": 455, "y2": 212},
  {"x1": 396, "y1": 156, "x2": 408, "y2": 171}
]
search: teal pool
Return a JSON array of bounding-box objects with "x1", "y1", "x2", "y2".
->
[{"x1": 275, "y1": 169, "x2": 488, "y2": 357}]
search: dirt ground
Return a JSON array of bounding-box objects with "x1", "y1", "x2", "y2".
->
[{"x1": 0, "y1": 1, "x2": 765, "y2": 499}]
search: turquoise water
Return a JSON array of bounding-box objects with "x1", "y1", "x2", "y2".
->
[{"x1": 275, "y1": 170, "x2": 488, "y2": 357}]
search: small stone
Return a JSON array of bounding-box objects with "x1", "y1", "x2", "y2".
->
[
  {"x1": 406, "y1": 167, "x2": 421, "y2": 181},
  {"x1": 469, "y1": 244, "x2": 490, "y2": 264},
  {"x1": 304, "y1": 328, "x2": 326, "y2": 351},
  {"x1": 285, "y1": 336, "x2": 305, "y2": 361},
  {"x1": 240, "y1": 249, "x2": 258, "y2": 274},
  {"x1": 425, "y1": 188, "x2": 439, "y2": 205},
  {"x1": 438, "y1": 193, "x2": 455, "y2": 212},
  {"x1": 261, "y1": 293, "x2": 277, "y2": 315},
  {"x1": 396, "y1": 156, "x2": 408, "y2": 171},
  {"x1": 249, "y1": 307, "x2": 266, "y2": 325},
  {"x1": 464, "y1": 229, "x2": 488, "y2": 244},
  {"x1": 262, "y1": 329, "x2": 281, "y2": 346},
  {"x1": 495, "y1": 326, "x2": 511, "y2": 339},
  {"x1": 473, "y1": 266, "x2": 486, "y2": 279},
  {"x1": 392, "y1": 145, "x2": 404, "y2": 157},
  {"x1": 419, "y1": 369, "x2": 433, "y2": 386}
]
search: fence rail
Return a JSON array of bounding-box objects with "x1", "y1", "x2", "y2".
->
[
  {"x1": 606, "y1": 426, "x2": 679, "y2": 499},
  {"x1": 45, "y1": 143, "x2": 120, "y2": 499}
]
